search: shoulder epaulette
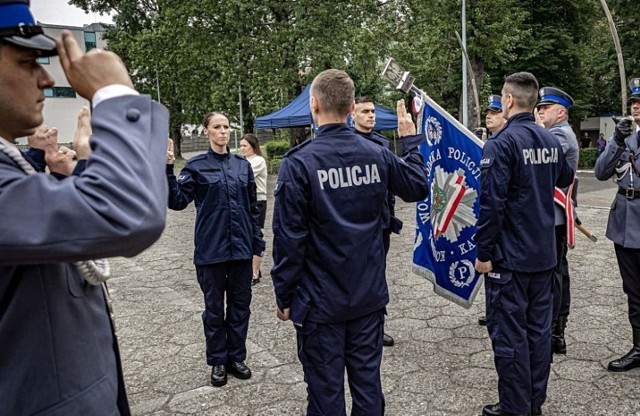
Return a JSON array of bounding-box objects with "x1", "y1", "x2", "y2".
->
[
  {"x1": 187, "y1": 153, "x2": 208, "y2": 164},
  {"x1": 284, "y1": 139, "x2": 312, "y2": 157}
]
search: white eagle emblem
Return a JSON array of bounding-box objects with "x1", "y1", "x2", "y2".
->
[
  {"x1": 425, "y1": 116, "x2": 442, "y2": 146},
  {"x1": 430, "y1": 166, "x2": 477, "y2": 242},
  {"x1": 449, "y1": 259, "x2": 476, "y2": 288}
]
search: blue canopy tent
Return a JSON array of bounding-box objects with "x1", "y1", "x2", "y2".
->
[{"x1": 256, "y1": 85, "x2": 398, "y2": 131}]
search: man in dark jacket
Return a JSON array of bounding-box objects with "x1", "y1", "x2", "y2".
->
[
  {"x1": 271, "y1": 69, "x2": 428, "y2": 416},
  {"x1": 0, "y1": 2, "x2": 169, "y2": 414},
  {"x1": 352, "y1": 96, "x2": 401, "y2": 347},
  {"x1": 475, "y1": 72, "x2": 574, "y2": 416}
]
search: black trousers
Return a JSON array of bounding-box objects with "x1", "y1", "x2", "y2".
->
[
  {"x1": 614, "y1": 244, "x2": 640, "y2": 328},
  {"x1": 552, "y1": 224, "x2": 571, "y2": 322},
  {"x1": 296, "y1": 309, "x2": 385, "y2": 416},
  {"x1": 196, "y1": 260, "x2": 252, "y2": 366}
]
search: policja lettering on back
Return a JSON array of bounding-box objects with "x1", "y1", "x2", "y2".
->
[
  {"x1": 522, "y1": 147, "x2": 559, "y2": 165},
  {"x1": 317, "y1": 163, "x2": 381, "y2": 190}
]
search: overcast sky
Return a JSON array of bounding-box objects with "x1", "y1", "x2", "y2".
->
[{"x1": 31, "y1": 0, "x2": 114, "y2": 27}]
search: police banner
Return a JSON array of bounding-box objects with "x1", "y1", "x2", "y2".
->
[{"x1": 412, "y1": 93, "x2": 484, "y2": 308}]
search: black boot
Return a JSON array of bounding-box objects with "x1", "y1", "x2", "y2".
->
[
  {"x1": 552, "y1": 316, "x2": 567, "y2": 355},
  {"x1": 608, "y1": 327, "x2": 640, "y2": 372}
]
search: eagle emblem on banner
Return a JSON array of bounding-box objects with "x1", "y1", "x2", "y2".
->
[{"x1": 431, "y1": 166, "x2": 477, "y2": 242}]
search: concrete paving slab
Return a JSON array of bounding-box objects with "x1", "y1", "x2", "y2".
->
[{"x1": 108, "y1": 175, "x2": 640, "y2": 415}]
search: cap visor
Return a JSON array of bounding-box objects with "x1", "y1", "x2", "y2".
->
[
  {"x1": 484, "y1": 106, "x2": 501, "y2": 112},
  {"x1": 4, "y1": 34, "x2": 58, "y2": 57},
  {"x1": 536, "y1": 100, "x2": 556, "y2": 108},
  {"x1": 627, "y1": 96, "x2": 640, "y2": 104}
]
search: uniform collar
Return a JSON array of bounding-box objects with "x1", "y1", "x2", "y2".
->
[
  {"x1": 315, "y1": 123, "x2": 351, "y2": 137},
  {"x1": 208, "y1": 147, "x2": 230, "y2": 160},
  {"x1": 506, "y1": 112, "x2": 535, "y2": 124}
]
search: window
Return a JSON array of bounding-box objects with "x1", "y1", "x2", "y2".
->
[
  {"x1": 84, "y1": 31, "x2": 96, "y2": 51},
  {"x1": 43, "y1": 87, "x2": 77, "y2": 98},
  {"x1": 36, "y1": 57, "x2": 49, "y2": 64}
]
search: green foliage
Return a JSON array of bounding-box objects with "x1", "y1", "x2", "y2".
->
[
  {"x1": 71, "y1": 0, "x2": 640, "y2": 140},
  {"x1": 265, "y1": 140, "x2": 290, "y2": 160},
  {"x1": 268, "y1": 158, "x2": 283, "y2": 175},
  {"x1": 578, "y1": 148, "x2": 600, "y2": 169}
]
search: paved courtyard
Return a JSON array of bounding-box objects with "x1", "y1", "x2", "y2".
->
[{"x1": 108, "y1": 171, "x2": 640, "y2": 416}]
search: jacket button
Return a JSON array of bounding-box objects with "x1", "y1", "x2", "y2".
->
[{"x1": 126, "y1": 108, "x2": 141, "y2": 122}]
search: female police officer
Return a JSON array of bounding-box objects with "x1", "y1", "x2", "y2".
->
[{"x1": 166, "y1": 112, "x2": 265, "y2": 387}]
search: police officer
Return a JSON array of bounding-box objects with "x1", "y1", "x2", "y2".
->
[
  {"x1": 352, "y1": 96, "x2": 402, "y2": 347},
  {"x1": 0, "y1": 2, "x2": 169, "y2": 414},
  {"x1": 166, "y1": 112, "x2": 265, "y2": 387},
  {"x1": 485, "y1": 94, "x2": 507, "y2": 138},
  {"x1": 536, "y1": 87, "x2": 579, "y2": 355},
  {"x1": 478, "y1": 94, "x2": 507, "y2": 327},
  {"x1": 595, "y1": 78, "x2": 640, "y2": 372},
  {"x1": 475, "y1": 72, "x2": 574, "y2": 416},
  {"x1": 271, "y1": 69, "x2": 428, "y2": 415}
]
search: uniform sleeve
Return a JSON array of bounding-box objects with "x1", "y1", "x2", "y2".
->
[
  {"x1": 167, "y1": 163, "x2": 197, "y2": 210},
  {"x1": 23, "y1": 148, "x2": 46, "y2": 172},
  {"x1": 475, "y1": 139, "x2": 511, "y2": 262},
  {"x1": 385, "y1": 134, "x2": 428, "y2": 202},
  {"x1": 555, "y1": 148, "x2": 575, "y2": 188},
  {"x1": 271, "y1": 157, "x2": 309, "y2": 310},
  {"x1": 246, "y1": 166, "x2": 266, "y2": 255},
  {"x1": 595, "y1": 137, "x2": 626, "y2": 181},
  {"x1": 0, "y1": 95, "x2": 169, "y2": 264}
]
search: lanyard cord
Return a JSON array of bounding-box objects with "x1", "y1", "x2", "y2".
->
[{"x1": 0, "y1": 137, "x2": 110, "y2": 285}]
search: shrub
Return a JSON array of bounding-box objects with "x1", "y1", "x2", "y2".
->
[
  {"x1": 578, "y1": 148, "x2": 599, "y2": 169},
  {"x1": 265, "y1": 140, "x2": 290, "y2": 160},
  {"x1": 268, "y1": 157, "x2": 282, "y2": 174}
]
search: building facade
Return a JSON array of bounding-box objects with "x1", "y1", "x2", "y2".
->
[{"x1": 18, "y1": 22, "x2": 107, "y2": 145}]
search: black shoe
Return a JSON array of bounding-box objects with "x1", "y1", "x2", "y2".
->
[
  {"x1": 227, "y1": 361, "x2": 252, "y2": 379},
  {"x1": 608, "y1": 346, "x2": 640, "y2": 372},
  {"x1": 478, "y1": 316, "x2": 487, "y2": 326},
  {"x1": 552, "y1": 334, "x2": 566, "y2": 355},
  {"x1": 552, "y1": 316, "x2": 567, "y2": 355},
  {"x1": 532, "y1": 407, "x2": 542, "y2": 416},
  {"x1": 482, "y1": 403, "x2": 529, "y2": 416},
  {"x1": 383, "y1": 333, "x2": 394, "y2": 347},
  {"x1": 210, "y1": 364, "x2": 227, "y2": 387}
]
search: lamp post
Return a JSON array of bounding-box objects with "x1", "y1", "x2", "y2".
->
[
  {"x1": 461, "y1": 0, "x2": 468, "y2": 127},
  {"x1": 155, "y1": 69, "x2": 161, "y2": 104}
]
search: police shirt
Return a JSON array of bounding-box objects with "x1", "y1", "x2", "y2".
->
[
  {"x1": 475, "y1": 112, "x2": 574, "y2": 272},
  {"x1": 548, "y1": 120, "x2": 579, "y2": 225},
  {"x1": 271, "y1": 123, "x2": 427, "y2": 323},
  {"x1": 595, "y1": 130, "x2": 640, "y2": 248}
]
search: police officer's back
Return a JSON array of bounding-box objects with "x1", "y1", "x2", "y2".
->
[
  {"x1": 271, "y1": 69, "x2": 427, "y2": 416},
  {"x1": 475, "y1": 72, "x2": 574, "y2": 416}
]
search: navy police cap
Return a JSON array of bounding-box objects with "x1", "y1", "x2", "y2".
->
[
  {"x1": 0, "y1": 0, "x2": 57, "y2": 57},
  {"x1": 537, "y1": 87, "x2": 574, "y2": 109},
  {"x1": 484, "y1": 94, "x2": 502, "y2": 112},
  {"x1": 628, "y1": 78, "x2": 640, "y2": 104}
]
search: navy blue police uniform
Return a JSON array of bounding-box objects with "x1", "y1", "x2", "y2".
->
[
  {"x1": 271, "y1": 123, "x2": 427, "y2": 415},
  {"x1": 477, "y1": 94, "x2": 506, "y2": 328},
  {"x1": 167, "y1": 148, "x2": 265, "y2": 370},
  {"x1": 595, "y1": 78, "x2": 640, "y2": 372},
  {"x1": 354, "y1": 130, "x2": 402, "y2": 255},
  {"x1": 476, "y1": 112, "x2": 574, "y2": 415}
]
